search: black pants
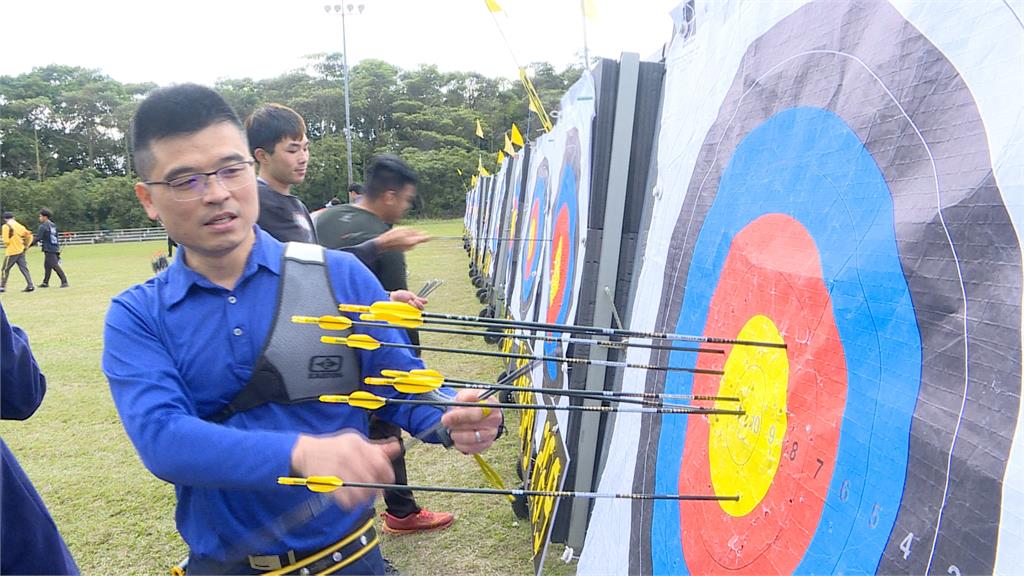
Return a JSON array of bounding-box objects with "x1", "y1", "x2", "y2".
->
[
  {"x1": 42, "y1": 252, "x2": 67, "y2": 286},
  {"x1": 368, "y1": 417, "x2": 420, "y2": 517},
  {"x1": 1, "y1": 253, "x2": 33, "y2": 289}
]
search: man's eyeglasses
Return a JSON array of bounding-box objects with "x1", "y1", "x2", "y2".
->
[{"x1": 143, "y1": 160, "x2": 255, "y2": 201}]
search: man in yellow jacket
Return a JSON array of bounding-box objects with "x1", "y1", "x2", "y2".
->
[{"x1": 1, "y1": 212, "x2": 35, "y2": 293}]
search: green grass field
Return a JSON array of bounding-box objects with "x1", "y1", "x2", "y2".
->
[{"x1": 0, "y1": 219, "x2": 569, "y2": 575}]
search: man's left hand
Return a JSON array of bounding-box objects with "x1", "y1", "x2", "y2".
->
[
  {"x1": 440, "y1": 389, "x2": 503, "y2": 455},
  {"x1": 389, "y1": 289, "x2": 427, "y2": 310}
]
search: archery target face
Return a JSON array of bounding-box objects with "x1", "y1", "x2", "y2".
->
[
  {"x1": 635, "y1": 1, "x2": 1022, "y2": 574},
  {"x1": 518, "y1": 158, "x2": 550, "y2": 320},
  {"x1": 543, "y1": 129, "x2": 582, "y2": 385}
]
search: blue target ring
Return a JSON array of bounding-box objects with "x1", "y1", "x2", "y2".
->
[
  {"x1": 542, "y1": 151, "x2": 580, "y2": 382},
  {"x1": 518, "y1": 160, "x2": 549, "y2": 319},
  {"x1": 652, "y1": 108, "x2": 923, "y2": 573}
]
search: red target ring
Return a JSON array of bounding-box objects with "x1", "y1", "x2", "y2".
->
[{"x1": 678, "y1": 214, "x2": 846, "y2": 572}]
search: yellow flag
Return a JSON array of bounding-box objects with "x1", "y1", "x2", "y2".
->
[
  {"x1": 511, "y1": 123, "x2": 525, "y2": 147},
  {"x1": 456, "y1": 167, "x2": 464, "y2": 176},
  {"x1": 519, "y1": 68, "x2": 553, "y2": 133},
  {"x1": 471, "y1": 175, "x2": 479, "y2": 188},
  {"x1": 503, "y1": 134, "x2": 515, "y2": 156},
  {"x1": 484, "y1": 0, "x2": 502, "y2": 12},
  {"x1": 497, "y1": 150, "x2": 506, "y2": 165},
  {"x1": 478, "y1": 156, "x2": 491, "y2": 177},
  {"x1": 582, "y1": 0, "x2": 597, "y2": 19},
  {"x1": 475, "y1": 119, "x2": 484, "y2": 139}
]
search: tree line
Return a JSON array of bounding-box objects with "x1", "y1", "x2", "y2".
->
[{"x1": 0, "y1": 57, "x2": 581, "y2": 230}]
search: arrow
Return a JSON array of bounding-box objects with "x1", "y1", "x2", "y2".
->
[
  {"x1": 293, "y1": 314, "x2": 725, "y2": 356},
  {"x1": 321, "y1": 334, "x2": 725, "y2": 376},
  {"x1": 338, "y1": 301, "x2": 786, "y2": 349},
  {"x1": 277, "y1": 476, "x2": 739, "y2": 502},
  {"x1": 319, "y1": 390, "x2": 745, "y2": 416},
  {"x1": 365, "y1": 371, "x2": 741, "y2": 406}
]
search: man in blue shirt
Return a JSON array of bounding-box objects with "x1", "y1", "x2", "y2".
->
[
  {"x1": 2, "y1": 302, "x2": 79, "y2": 575},
  {"x1": 102, "y1": 84, "x2": 501, "y2": 575}
]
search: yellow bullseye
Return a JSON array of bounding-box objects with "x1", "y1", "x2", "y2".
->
[{"x1": 709, "y1": 315, "x2": 788, "y2": 516}]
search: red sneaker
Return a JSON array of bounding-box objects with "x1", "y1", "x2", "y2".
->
[{"x1": 380, "y1": 509, "x2": 455, "y2": 535}]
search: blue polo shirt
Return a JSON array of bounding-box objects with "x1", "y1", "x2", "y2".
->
[{"x1": 102, "y1": 227, "x2": 444, "y2": 561}]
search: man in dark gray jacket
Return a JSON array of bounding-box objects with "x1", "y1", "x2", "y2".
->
[{"x1": 31, "y1": 209, "x2": 68, "y2": 288}]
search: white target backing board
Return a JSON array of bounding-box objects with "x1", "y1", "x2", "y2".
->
[{"x1": 579, "y1": 0, "x2": 1024, "y2": 574}]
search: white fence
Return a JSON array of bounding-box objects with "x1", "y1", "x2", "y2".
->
[{"x1": 62, "y1": 227, "x2": 168, "y2": 245}]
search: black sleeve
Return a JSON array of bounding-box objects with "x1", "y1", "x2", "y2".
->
[
  {"x1": 30, "y1": 224, "x2": 44, "y2": 248},
  {"x1": 340, "y1": 239, "x2": 380, "y2": 268},
  {"x1": 256, "y1": 192, "x2": 291, "y2": 241},
  {"x1": 375, "y1": 251, "x2": 408, "y2": 292}
]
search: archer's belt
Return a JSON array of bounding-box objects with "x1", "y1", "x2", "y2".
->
[
  {"x1": 186, "y1": 515, "x2": 379, "y2": 575},
  {"x1": 251, "y1": 516, "x2": 378, "y2": 575}
]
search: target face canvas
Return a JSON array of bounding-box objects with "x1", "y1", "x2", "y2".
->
[
  {"x1": 580, "y1": 1, "x2": 1024, "y2": 574},
  {"x1": 542, "y1": 128, "x2": 582, "y2": 386},
  {"x1": 515, "y1": 156, "x2": 551, "y2": 321}
]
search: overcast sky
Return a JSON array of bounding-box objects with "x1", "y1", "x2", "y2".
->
[{"x1": 0, "y1": 0, "x2": 681, "y2": 86}]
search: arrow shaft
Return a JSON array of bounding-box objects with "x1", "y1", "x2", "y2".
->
[
  {"x1": 414, "y1": 312, "x2": 784, "y2": 349},
  {"x1": 436, "y1": 378, "x2": 740, "y2": 405},
  {"x1": 306, "y1": 480, "x2": 737, "y2": 501},
  {"x1": 364, "y1": 397, "x2": 743, "y2": 416},
  {"x1": 341, "y1": 338, "x2": 722, "y2": 376},
  {"x1": 349, "y1": 318, "x2": 724, "y2": 355}
]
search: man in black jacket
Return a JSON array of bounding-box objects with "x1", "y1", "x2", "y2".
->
[
  {"x1": 315, "y1": 155, "x2": 454, "y2": 536},
  {"x1": 31, "y1": 209, "x2": 68, "y2": 288}
]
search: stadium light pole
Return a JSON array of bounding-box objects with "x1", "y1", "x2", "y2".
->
[{"x1": 324, "y1": 3, "x2": 364, "y2": 186}]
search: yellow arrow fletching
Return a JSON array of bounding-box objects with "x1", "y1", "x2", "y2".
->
[
  {"x1": 319, "y1": 394, "x2": 350, "y2": 403},
  {"x1": 391, "y1": 379, "x2": 440, "y2": 394},
  {"x1": 305, "y1": 476, "x2": 344, "y2": 492},
  {"x1": 316, "y1": 315, "x2": 352, "y2": 330},
  {"x1": 472, "y1": 455, "x2": 515, "y2": 503},
  {"x1": 291, "y1": 315, "x2": 352, "y2": 330},
  {"x1": 338, "y1": 304, "x2": 371, "y2": 314},
  {"x1": 345, "y1": 334, "x2": 381, "y2": 350},
  {"x1": 396, "y1": 375, "x2": 442, "y2": 386},
  {"x1": 363, "y1": 375, "x2": 439, "y2": 394},
  {"x1": 347, "y1": 390, "x2": 387, "y2": 410},
  {"x1": 365, "y1": 311, "x2": 423, "y2": 328},
  {"x1": 369, "y1": 301, "x2": 422, "y2": 320},
  {"x1": 409, "y1": 368, "x2": 444, "y2": 380},
  {"x1": 278, "y1": 475, "x2": 344, "y2": 493}
]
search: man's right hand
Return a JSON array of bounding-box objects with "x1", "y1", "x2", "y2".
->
[
  {"x1": 374, "y1": 227, "x2": 430, "y2": 253},
  {"x1": 290, "y1": 431, "x2": 401, "y2": 508}
]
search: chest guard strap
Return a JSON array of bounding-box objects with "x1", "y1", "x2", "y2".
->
[{"x1": 208, "y1": 242, "x2": 360, "y2": 422}]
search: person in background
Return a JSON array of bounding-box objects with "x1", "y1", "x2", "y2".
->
[
  {"x1": 30, "y1": 208, "x2": 69, "y2": 288},
  {"x1": 245, "y1": 104, "x2": 316, "y2": 243},
  {"x1": 315, "y1": 155, "x2": 454, "y2": 536},
  {"x1": 1, "y1": 211, "x2": 35, "y2": 293},
  {"x1": 1, "y1": 302, "x2": 79, "y2": 574},
  {"x1": 244, "y1": 106, "x2": 429, "y2": 274},
  {"x1": 348, "y1": 182, "x2": 364, "y2": 204},
  {"x1": 311, "y1": 197, "x2": 343, "y2": 224}
]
